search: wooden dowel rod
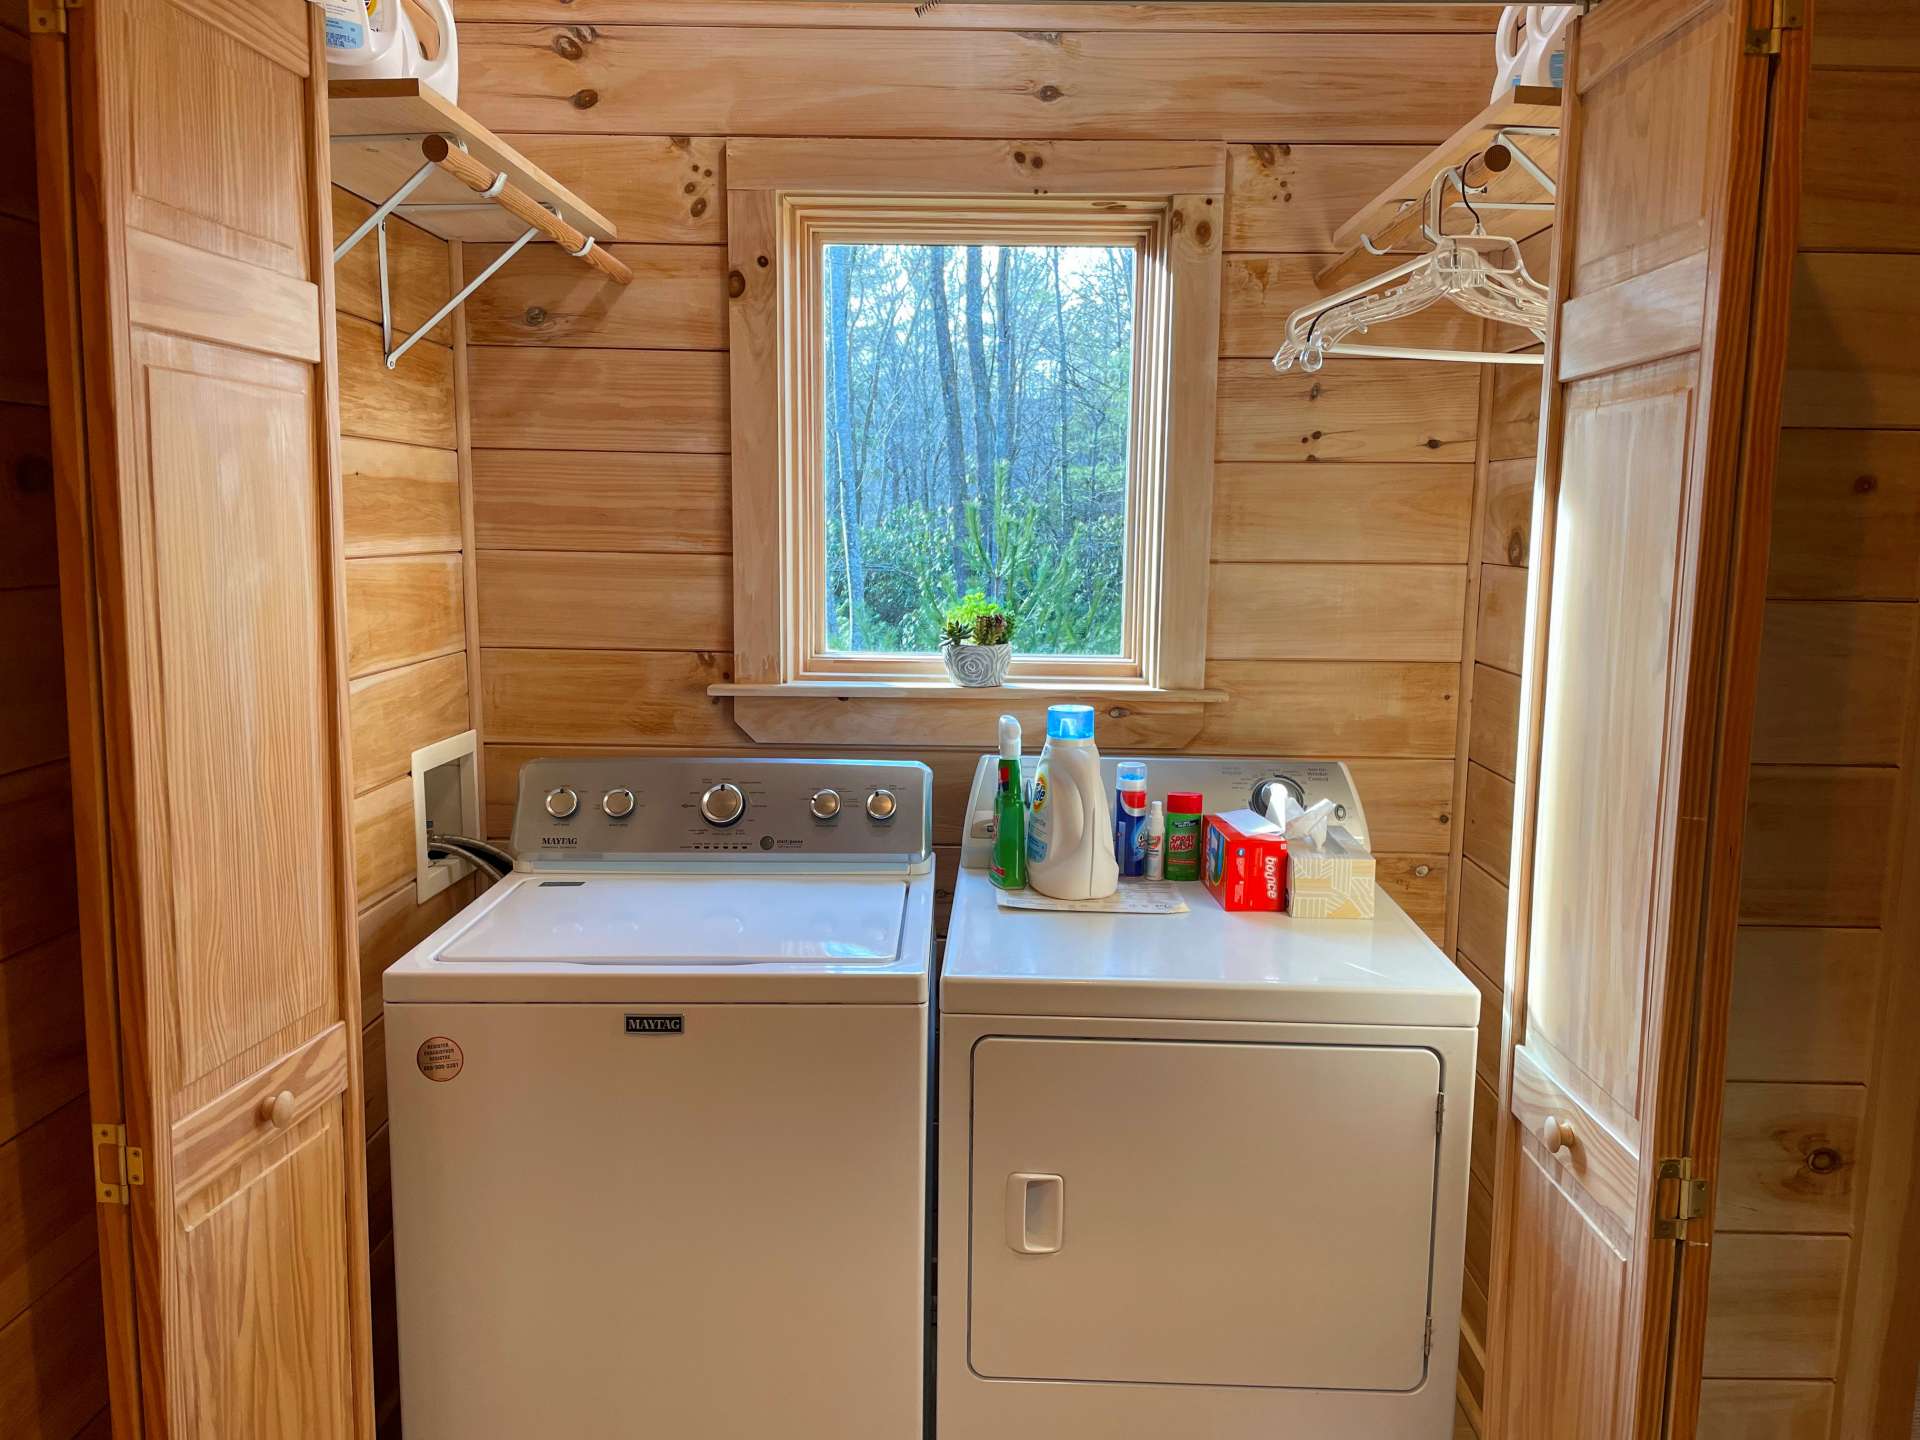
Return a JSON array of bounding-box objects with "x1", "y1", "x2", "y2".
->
[{"x1": 420, "y1": 135, "x2": 632, "y2": 285}]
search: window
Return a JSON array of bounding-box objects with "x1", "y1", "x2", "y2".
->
[
  {"x1": 821, "y1": 240, "x2": 1138, "y2": 661},
  {"x1": 723, "y1": 141, "x2": 1224, "y2": 694}
]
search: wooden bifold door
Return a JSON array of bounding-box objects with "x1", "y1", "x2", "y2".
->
[
  {"x1": 38, "y1": 0, "x2": 375, "y2": 1434},
  {"x1": 1485, "y1": 1, "x2": 1805, "y2": 1437}
]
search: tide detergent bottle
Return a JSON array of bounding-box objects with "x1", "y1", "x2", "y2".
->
[{"x1": 1026, "y1": 704, "x2": 1119, "y2": 901}]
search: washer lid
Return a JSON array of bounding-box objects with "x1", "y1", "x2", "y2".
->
[
  {"x1": 941, "y1": 869, "x2": 1478, "y2": 1027},
  {"x1": 441, "y1": 875, "x2": 908, "y2": 965}
]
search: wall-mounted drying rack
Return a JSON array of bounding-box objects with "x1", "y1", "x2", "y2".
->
[
  {"x1": 1318, "y1": 86, "x2": 1562, "y2": 291},
  {"x1": 328, "y1": 79, "x2": 630, "y2": 369},
  {"x1": 1269, "y1": 85, "x2": 1562, "y2": 372}
]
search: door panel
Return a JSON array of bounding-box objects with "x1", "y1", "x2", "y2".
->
[
  {"x1": 1527, "y1": 355, "x2": 1699, "y2": 1120},
  {"x1": 142, "y1": 333, "x2": 335, "y2": 1089},
  {"x1": 1499, "y1": 1145, "x2": 1629, "y2": 1440},
  {"x1": 969, "y1": 1038, "x2": 1441, "y2": 1392},
  {"x1": 1487, "y1": 0, "x2": 1800, "y2": 1435},
  {"x1": 1570, "y1": 7, "x2": 1727, "y2": 294},
  {"x1": 52, "y1": 0, "x2": 372, "y2": 1433},
  {"x1": 175, "y1": 1102, "x2": 353, "y2": 1440},
  {"x1": 126, "y1": 0, "x2": 312, "y2": 278}
]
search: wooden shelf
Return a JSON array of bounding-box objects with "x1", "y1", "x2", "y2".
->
[
  {"x1": 710, "y1": 681, "x2": 1229, "y2": 702},
  {"x1": 328, "y1": 79, "x2": 616, "y2": 244},
  {"x1": 1317, "y1": 86, "x2": 1562, "y2": 290}
]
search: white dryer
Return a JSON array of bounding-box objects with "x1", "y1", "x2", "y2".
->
[
  {"x1": 937, "y1": 756, "x2": 1478, "y2": 1440},
  {"x1": 384, "y1": 757, "x2": 935, "y2": 1440}
]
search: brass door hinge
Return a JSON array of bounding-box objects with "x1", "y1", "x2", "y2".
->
[
  {"x1": 93, "y1": 1123, "x2": 145, "y2": 1206},
  {"x1": 1652, "y1": 1157, "x2": 1709, "y2": 1241},
  {"x1": 1746, "y1": 0, "x2": 1804, "y2": 54},
  {"x1": 27, "y1": 0, "x2": 81, "y2": 33}
]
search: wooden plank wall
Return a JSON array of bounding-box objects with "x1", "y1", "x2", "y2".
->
[
  {"x1": 453, "y1": 0, "x2": 1506, "y2": 946},
  {"x1": 331, "y1": 191, "x2": 482, "y2": 1438},
  {"x1": 0, "y1": 12, "x2": 110, "y2": 1439},
  {"x1": 1695, "y1": 6, "x2": 1920, "y2": 1437},
  {"x1": 1448, "y1": 321, "x2": 1540, "y2": 1430}
]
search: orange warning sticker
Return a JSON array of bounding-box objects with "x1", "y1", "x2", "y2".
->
[{"x1": 416, "y1": 1035, "x2": 464, "y2": 1082}]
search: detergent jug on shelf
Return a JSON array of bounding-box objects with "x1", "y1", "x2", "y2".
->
[{"x1": 324, "y1": 0, "x2": 460, "y2": 104}]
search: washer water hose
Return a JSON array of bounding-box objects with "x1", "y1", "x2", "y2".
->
[{"x1": 425, "y1": 832, "x2": 515, "y2": 883}]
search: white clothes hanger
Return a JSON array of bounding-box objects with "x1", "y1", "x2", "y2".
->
[{"x1": 1272, "y1": 159, "x2": 1550, "y2": 373}]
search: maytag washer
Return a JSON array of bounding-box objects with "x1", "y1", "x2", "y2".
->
[
  {"x1": 938, "y1": 755, "x2": 1479, "y2": 1440},
  {"x1": 384, "y1": 757, "x2": 935, "y2": 1439}
]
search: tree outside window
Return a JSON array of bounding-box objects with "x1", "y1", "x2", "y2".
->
[{"x1": 821, "y1": 242, "x2": 1137, "y2": 658}]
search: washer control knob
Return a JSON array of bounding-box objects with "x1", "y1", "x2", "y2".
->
[
  {"x1": 810, "y1": 788, "x2": 842, "y2": 820},
  {"x1": 865, "y1": 788, "x2": 898, "y2": 822},
  {"x1": 700, "y1": 782, "x2": 746, "y2": 827},
  {"x1": 544, "y1": 786, "x2": 579, "y2": 820},
  {"x1": 602, "y1": 787, "x2": 637, "y2": 819}
]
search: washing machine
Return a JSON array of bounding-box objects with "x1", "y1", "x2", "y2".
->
[
  {"x1": 384, "y1": 756, "x2": 935, "y2": 1439},
  {"x1": 937, "y1": 755, "x2": 1478, "y2": 1439}
]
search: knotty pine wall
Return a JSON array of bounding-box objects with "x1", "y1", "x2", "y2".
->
[
  {"x1": 331, "y1": 191, "x2": 484, "y2": 1436},
  {"x1": 1446, "y1": 332, "x2": 1539, "y2": 1431},
  {"x1": 1694, "y1": 7, "x2": 1920, "y2": 1437},
  {"x1": 0, "y1": 11, "x2": 110, "y2": 1438},
  {"x1": 450, "y1": 0, "x2": 1507, "y2": 946}
]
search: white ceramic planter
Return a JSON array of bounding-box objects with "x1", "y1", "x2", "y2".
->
[{"x1": 941, "y1": 641, "x2": 1013, "y2": 687}]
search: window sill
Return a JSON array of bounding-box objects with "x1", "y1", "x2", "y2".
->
[
  {"x1": 708, "y1": 680, "x2": 1229, "y2": 703},
  {"x1": 712, "y1": 681, "x2": 1228, "y2": 747}
]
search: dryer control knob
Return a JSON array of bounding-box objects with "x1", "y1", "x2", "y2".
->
[
  {"x1": 545, "y1": 786, "x2": 580, "y2": 820},
  {"x1": 865, "y1": 788, "x2": 898, "y2": 822},
  {"x1": 602, "y1": 787, "x2": 636, "y2": 819},
  {"x1": 700, "y1": 782, "x2": 746, "y2": 827},
  {"x1": 810, "y1": 788, "x2": 842, "y2": 820}
]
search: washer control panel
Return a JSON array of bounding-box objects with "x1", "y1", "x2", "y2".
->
[{"x1": 511, "y1": 756, "x2": 934, "y2": 867}]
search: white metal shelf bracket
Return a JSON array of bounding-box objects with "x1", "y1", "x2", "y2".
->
[
  {"x1": 332, "y1": 158, "x2": 438, "y2": 267},
  {"x1": 1492, "y1": 126, "x2": 1559, "y2": 198},
  {"x1": 384, "y1": 222, "x2": 539, "y2": 370},
  {"x1": 330, "y1": 125, "x2": 621, "y2": 368},
  {"x1": 330, "y1": 137, "x2": 541, "y2": 370}
]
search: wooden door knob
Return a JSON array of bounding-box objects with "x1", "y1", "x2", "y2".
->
[
  {"x1": 260, "y1": 1090, "x2": 296, "y2": 1129},
  {"x1": 1543, "y1": 1115, "x2": 1577, "y2": 1154}
]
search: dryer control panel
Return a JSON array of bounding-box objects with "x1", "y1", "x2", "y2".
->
[{"x1": 512, "y1": 757, "x2": 934, "y2": 870}]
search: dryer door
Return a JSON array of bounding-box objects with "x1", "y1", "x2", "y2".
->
[{"x1": 969, "y1": 1037, "x2": 1441, "y2": 1391}]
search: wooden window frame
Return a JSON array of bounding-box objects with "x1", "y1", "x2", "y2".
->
[{"x1": 721, "y1": 140, "x2": 1224, "y2": 695}]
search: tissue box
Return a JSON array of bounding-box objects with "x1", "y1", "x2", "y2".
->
[
  {"x1": 1203, "y1": 809, "x2": 1287, "y2": 912},
  {"x1": 1286, "y1": 825, "x2": 1376, "y2": 919}
]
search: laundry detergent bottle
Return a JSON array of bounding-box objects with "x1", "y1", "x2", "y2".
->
[{"x1": 1026, "y1": 704, "x2": 1119, "y2": 901}]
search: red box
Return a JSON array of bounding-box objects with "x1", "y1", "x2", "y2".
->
[{"x1": 1202, "y1": 809, "x2": 1288, "y2": 912}]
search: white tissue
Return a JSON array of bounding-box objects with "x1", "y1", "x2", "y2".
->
[{"x1": 1264, "y1": 789, "x2": 1338, "y2": 847}]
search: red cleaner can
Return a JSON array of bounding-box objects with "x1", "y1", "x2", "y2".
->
[{"x1": 1163, "y1": 791, "x2": 1205, "y2": 881}]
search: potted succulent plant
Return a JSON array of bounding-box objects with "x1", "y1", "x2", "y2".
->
[{"x1": 939, "y1": 592, "x2": 1016, "y2": 687}]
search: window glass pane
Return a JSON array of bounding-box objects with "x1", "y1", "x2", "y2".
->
[{"x1": 820, "y1": 242, "x2": 1137, "y2": 657}]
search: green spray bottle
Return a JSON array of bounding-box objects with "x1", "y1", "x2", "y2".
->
[{"x1": 990, "y1": 713, "x2": 1028, "y2": 890}]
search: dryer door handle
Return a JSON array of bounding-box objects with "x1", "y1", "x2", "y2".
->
[{"x1": 1005, "y1": 1172, "x2": 1064, "y2": 1254}]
